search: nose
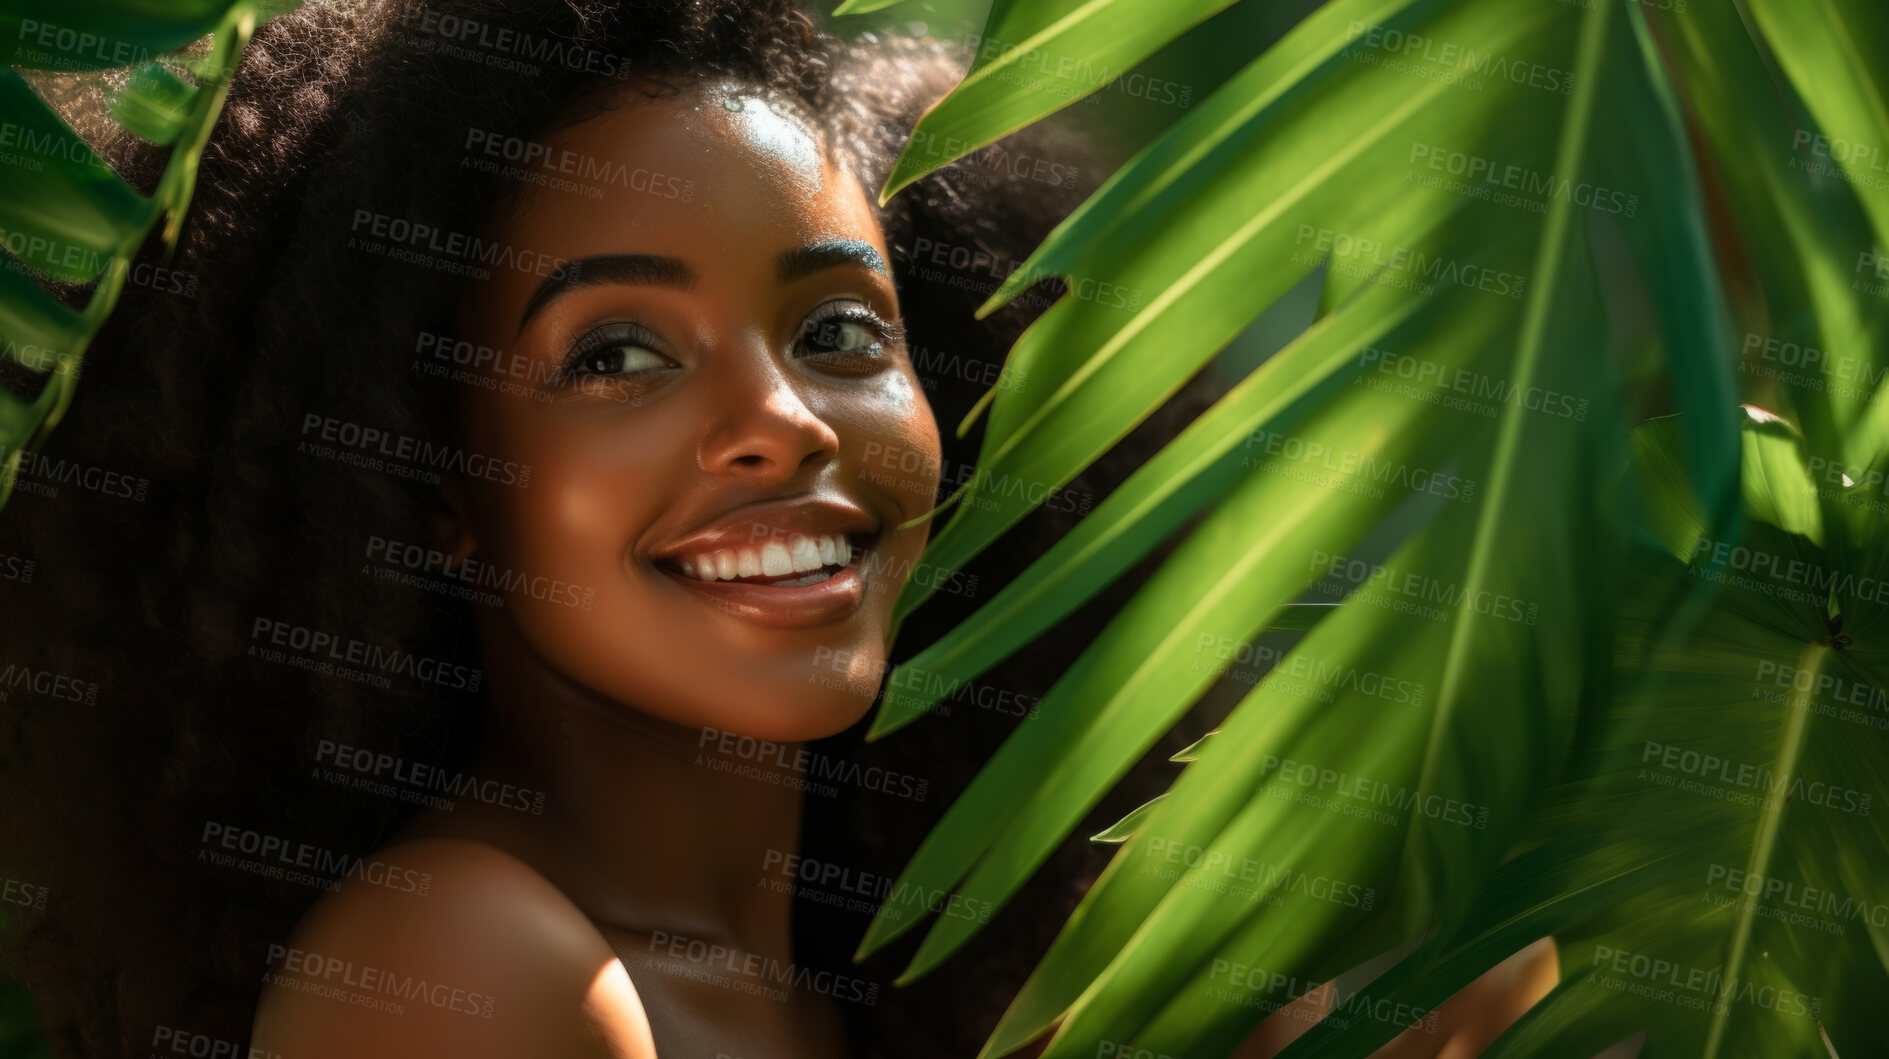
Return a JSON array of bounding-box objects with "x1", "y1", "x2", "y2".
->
[{"x1": 696, "y1": 348, "x2": 840, "y2": 481}]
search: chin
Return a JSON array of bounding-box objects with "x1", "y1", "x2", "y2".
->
[
  {"x1": 710, "y1": 682, "x2": 881, "y2": 744},
  {"x1": 697, "y1": 623, "x2": 895, "y2": 742}
]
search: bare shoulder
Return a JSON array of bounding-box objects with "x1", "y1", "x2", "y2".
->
[{"x1": 251, "y1": 836, "x2": 655, "y2": 1059}]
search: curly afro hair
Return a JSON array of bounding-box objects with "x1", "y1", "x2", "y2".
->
[{"x1": 0, "y1": 1, "x2": 1221, "y2": 1056}]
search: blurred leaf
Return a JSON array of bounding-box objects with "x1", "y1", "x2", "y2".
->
[
  {"x1": 871, "y1": 0, "x2": 1242, "y2": 201},
  {"x1": 0, "y1": 0, "x2": 239, "y2": 70},
  {"x1": 890, "y1": 0, "x2": 1539, "y2": 626},
  {"x1": 874, "y1": 278, "x2": 1421, "y2": 736},
  {"x1": 1664, "y1": 0, "x2": 1889, "y2": 482},
  {"x1": 0, "y1": 263, "x2": 88, "y2": 367},
  {"x1": 110, "y1": 60, "x2": 200, "y2": 145},
  {"x1": 844, "y1": 0, "x2": 1889, "y2": 1054},
  {"x1": 860, "y1": 367, "x2": 1457, "y2": 971},
  {"x1": 1747, "y1": 0, "x2": 1889, "y2": 251},
  {"x1": 0, "y1": 1, "x2": 281, "y2": 521},
  {"x1": 1739, "y1": 406, "x2": 1823, "y2": 544},
  {"x1": 1632, "y1": 416, "x2": 1709, "y2": 563},
  {"x1": 0, "y1": 68, "x2": 157, "y2": 284}
]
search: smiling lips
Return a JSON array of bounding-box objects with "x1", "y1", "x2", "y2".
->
[
  {"x1": 652, "y1": 499, "x2": 882, "y2": 627},
  {"x1": 672, "y1": 532, "x2": 860, "y2": 586}
]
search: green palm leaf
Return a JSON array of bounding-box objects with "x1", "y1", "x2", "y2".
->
[
  {"x1": 858, "y1": 333, "x2": 1472, "y2": 972},
  {"x1": 1745, "y1": 0, "x2": 1889, "y2": 251},
  {"x1": 1448, "y1": 411, "x2": 1885, "y2": 1058},
  {"x1": 0, "y1": 69, "x2": 157, "y2": 284},
  {"x1": 870, "y1": 277, "x2": 1423, "y2": 738},
  {"x1": 860, "y1": 0, "x2": 1730, "y2": 971},
  {"x1": 0, "y1": 0, "x2": 286, "y2": 512},
  {"x1": 889, "y1": 0, "x2": 1536, "y2": 629},
  {"x1": 841, "y1": 0, "x2": 1889, "y2": 1054},
  {"x1": 1662, "y1": 0, "x2": 1889, "y2": 479},
  {"x1": 110, "y1": 60, "x2": 203, "y2": 145},
  {"x1": 1, "y1": 0, "x2": 237, "y2": 70},
  {"x1": 842, "y1": 0, "x2": 1243, "y2": 199}
]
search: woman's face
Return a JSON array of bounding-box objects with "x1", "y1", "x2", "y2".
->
[{"x1": 444, "y1": 81, "x2": 942, "y2": 742}]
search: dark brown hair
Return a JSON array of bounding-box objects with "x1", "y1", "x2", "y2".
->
[{"x1": 0, "y1": 2, "x2": 1215, "y2": 1056}]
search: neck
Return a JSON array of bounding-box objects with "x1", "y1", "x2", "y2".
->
[{"x1": 433, "y1": 618, "x2": 807, "y2": 967}]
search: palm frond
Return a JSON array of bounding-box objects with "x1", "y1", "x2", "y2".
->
[
  {"x1": 0, "y1": 0, "x2": 287, "y2": 511},
  {"x1": 843, "y1": 0, "x2": 1888, "y2": 1054}
]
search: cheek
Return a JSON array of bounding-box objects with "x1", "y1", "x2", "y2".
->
[
  {"x1": 452, "y1": 395, "x2": 685, "y2": 709},
  {"x1": 455, "y1": 390, "x2": 905, "y2": 740},
  {"x1": 462, "y1": 398, "x2": 672, "y2": 581},
  {"x1": 835, "y1": 369, "x2": 944, "y2": 520}
]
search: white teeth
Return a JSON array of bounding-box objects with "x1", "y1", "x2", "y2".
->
[
  {"x1": 761, "y1": 541, "x2": 792, "y2": 576},
  {"x1": 790, "y1": 535, "x2": 823, "y2": 570},
  {"x1": 669, "y1": 532, "x2": 863, "y2": 583}
]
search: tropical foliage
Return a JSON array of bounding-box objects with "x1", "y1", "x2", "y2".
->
[
  {"x1": 3, "y1": 0, "x2": 1885, "y2": 1054},
  {"x1": 841, "y1": 0, "x2": 1889, "y2": 1055},
  {"x1": 0, "y1": 0, "x2": 298, "y2": 1046},
  {"x1": 0, "y1": 0, "x2": 291, "y2": 510}
]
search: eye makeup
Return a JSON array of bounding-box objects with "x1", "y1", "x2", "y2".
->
[{"x1": 556, "y1": 321, "x2": 677, "y2": 384}]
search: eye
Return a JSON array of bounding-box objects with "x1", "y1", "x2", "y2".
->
[
  {"x1": 559, "y1": 322, "x2": 676, "y2": 385},
  {"x1": 795, "y1": 301, "x2": 903, "y2": 375},
  {"x1": 574, "y1": 345, "x2": 668, "y2": 377}
]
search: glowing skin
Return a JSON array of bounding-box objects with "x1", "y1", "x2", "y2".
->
[
  {"x1": 253, "y1": 81, "x2": 939, "y2": 1058},
  {"x1": 250, "y1": 78, "x2": 1553, "y2": 1059},
  {"x1": 444, "y1": 80, "x2": 938, "y2": 744}
]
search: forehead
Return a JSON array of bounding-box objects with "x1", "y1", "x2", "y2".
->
[{"x1": 483, "y1": 81, "x2": 883, "y2": 266}]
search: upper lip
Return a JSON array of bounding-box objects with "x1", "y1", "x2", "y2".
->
[{"x1": 650, "y1": 495, "x2": 880, "y2": 564}]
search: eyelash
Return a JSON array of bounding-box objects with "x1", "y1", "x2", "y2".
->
[
  {"x1": 555, "y1": 302, "x2": 904, "y2": 385},
  {"x1": 795, "y1": 302, "x2": 905, "y2": 368},
  {"x1": 557, "y1": 321, "x2": 672, "y2": 384}
]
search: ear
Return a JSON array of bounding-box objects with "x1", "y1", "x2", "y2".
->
[{"x1": 431, "y1": 470, "x2": 480, "y2": 571}]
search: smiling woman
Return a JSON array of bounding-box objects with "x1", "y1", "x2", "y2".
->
[
  {"x1": 427, "y1": 82, "x2": 941, "y2": 742},
  {"x1": 248, "y1": 72, "x2": 947, "y2": 1055},
  {"x1": 0, "y1": 1, "x2": 1087, "y2": 1055},
  {"x1": 0, "y1": 1, "x2": 1558, "y2": 1057}
]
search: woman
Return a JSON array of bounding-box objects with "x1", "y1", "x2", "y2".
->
[
  {"x1": 249, "y1": 39, "x2": 951, "y2": 1059},
  {"x1": 0, "y1": 0, "x2": 1553, "y2": 1054}
]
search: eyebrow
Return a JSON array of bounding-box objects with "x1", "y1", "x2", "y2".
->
[
  {"x1": 516, "y1": 240, "x2": 889, "y2": 335},
  {"x1": 519, "y1": 254, "x2": 695, "y2": 333},
  {"x1": 775, "y1": 240, "x2": 886, "y2": 284}
]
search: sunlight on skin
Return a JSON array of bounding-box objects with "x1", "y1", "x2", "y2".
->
[
  {"x1": 585, "y1": 957, "x2": 658, "y2": 1055},
  {"x1": 968, "y1": 936, "x2": 1568, "y2": 1059},
  {"x1": 711, "y1": 83, "x2": 826, "y2": 194},
  {"x1": 253, "y1": 77, "x2": 930, "y2": 1057},
  {"x1": 1236, "y1": 937, "x2": 1561, "y2": 1059},
  {"x1": 1010, "y1": 939, "x2": 1567, "y2": 1058}
]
